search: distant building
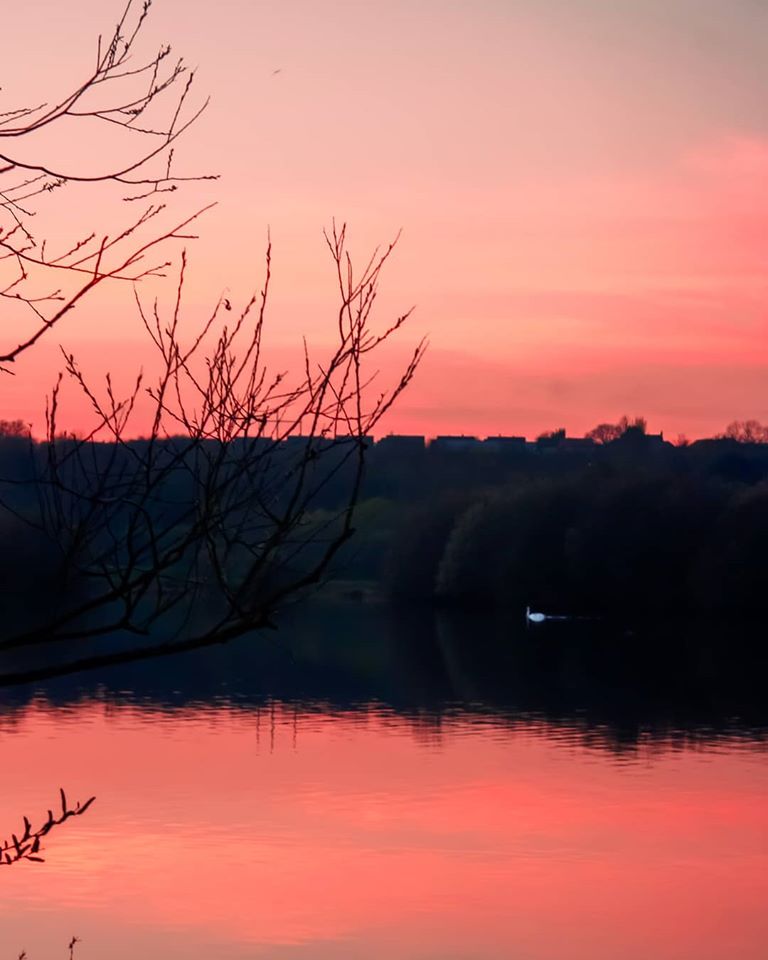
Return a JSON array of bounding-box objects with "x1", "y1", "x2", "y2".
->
[
  {"x1": 430, "y1": 435, "x2": 480, "y2": 453},
  {"x1": 375, "y1": 435, "x2": 426, "y2": 456},
  {"x1": 281, "y1": 435, "x2": 320, "y2": 457},
  {"x1": 481, "y1": 436, "x2": 527, "y2": 454}
]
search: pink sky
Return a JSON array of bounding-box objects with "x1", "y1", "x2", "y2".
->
[{"x1": 2, "y1": 0, "x2": 768, "y2": 438}]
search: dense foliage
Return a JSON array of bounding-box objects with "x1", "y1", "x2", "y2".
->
[
  {"x1": 5, "y1": 432, "x2": 768, "y2": 623},
  {"x1": 384, "y1": 473, "x2": 768, "y2": 619}
]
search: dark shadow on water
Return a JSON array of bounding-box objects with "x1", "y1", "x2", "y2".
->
[{"x1": 1, "y1": 603, "x2": 766, "y2": 752}]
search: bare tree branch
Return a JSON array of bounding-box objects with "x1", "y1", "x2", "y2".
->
[
  {"x1": 0, "y1": 228, "x2": 424, "y2": 685},
  {"x1": 0, "y1": 0, "x2": 213, "y2": 364},
  {"x1": 0, "y1": 5, "x2": 423, "y2": 689},
  {"x1": 0, "y1": 790, "x2": 95, "y2": 866}
]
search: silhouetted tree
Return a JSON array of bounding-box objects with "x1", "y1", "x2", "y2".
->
[
  {"x1": 585, "y1": 415, "x2": 647, "y2": 444},
  {"x1": 436, "y1": 481, "x2": 589, "y2": 611},
  {"x1": 0, "y1": 419, "x2": 27, "y2": 437},
  {"x1": 585, "y1": 422, "x2": 622, "y2": 444},
  {"x1": 0, "y1": 3, "x2": 423, "y2": 685},
  {"x1": 699, "y1": 484, "x2": 768, "y2": 616},
  {"x1": 383, "y1": 494, "x2": 470, "y2": 602},
  {"x1": 720, "y1": 420, "x2": 768, "y2": 443},
  {"x1": 565, "y1": 476, "x2": 723, "y2": 617}
]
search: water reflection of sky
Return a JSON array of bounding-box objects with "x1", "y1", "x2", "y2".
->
[
  {"x1": 0, "y1": 696, "x2": 767, "y2": 960},
  {"x1": 1, "y1": 609, "x2": 767, "y2": 959}
]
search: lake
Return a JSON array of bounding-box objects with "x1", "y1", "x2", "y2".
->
[{"x1": 1, "y1": 606, "x2": 766, "y2": 959}]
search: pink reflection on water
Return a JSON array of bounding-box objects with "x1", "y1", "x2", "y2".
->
[{"x1": 0, "y1": 699, "x2": 766, "y2": 959}]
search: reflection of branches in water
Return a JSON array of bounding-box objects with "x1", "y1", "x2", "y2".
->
[{"x1": 1, "y1": 789, "x2": 95, "y2": 866}]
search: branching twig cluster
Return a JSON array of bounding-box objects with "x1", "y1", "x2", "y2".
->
[
  {"x1": 1, "y1": 789, "x2": 95, "y2": 866},
  {"x1": 0, "y1": 0, "x2": 213, "y2": 369},
  {"x1": 0, "y1": 224, "x2": 424, "y2": 685},
  {"x1": 0, "y1": 2, "x2": 423, "y2": 686}
]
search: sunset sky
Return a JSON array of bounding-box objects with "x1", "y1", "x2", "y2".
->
[{"x1": 2, "y1": 0, "x2": 768, "y2": 438}]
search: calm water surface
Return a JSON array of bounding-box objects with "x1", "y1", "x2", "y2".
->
[{"x1": 0, "y1": 607, "x2": 766, "y2": 959}]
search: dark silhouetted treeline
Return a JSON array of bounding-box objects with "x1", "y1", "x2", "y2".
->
[
  {"x1": 5, "y1": 429, "x2": 768, "y2": 622},
  {"x1": 383, "y1": 474, "x2": 768, "y2": 618},
  {"x1": 366, "y1": 433, "x2": 768, "y2": 620}
]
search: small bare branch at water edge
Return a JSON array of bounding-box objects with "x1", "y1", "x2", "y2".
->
[
  {"x1": 16, "y1": 937, "x2": 80, "y2": 959},
  {"x1": 1, "y1": 789, "x2": 95, "y2": 866}
]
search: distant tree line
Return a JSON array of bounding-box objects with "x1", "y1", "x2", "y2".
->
[
  {"x1": 367, "y1": 414, "x2": 768, "y2": 619},
  {"x1": 4, "y1": 414, "x2": 768, "y2": 627},
  {"x1": 584, "y1": 415, "x2": 648, "y2": 444},
  {"x1": 383, "y1": 471, "x2": 768, "y2": 619},
  {"x1": 718, "y1": 420, "x2": 768, "y2": 443}
]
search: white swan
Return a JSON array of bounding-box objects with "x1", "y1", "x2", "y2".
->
[
  {"x1": 525, "y1": 605, "x2": 578, "y2": 623},
  {"x1": 525, "y1": 605, "x2": 547, "y2": 623}
]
